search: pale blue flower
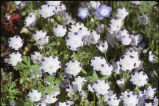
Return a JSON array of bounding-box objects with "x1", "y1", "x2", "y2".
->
[
  {"x1": 77, "y1": 8, "x2": 90, "y2": 19},
  {"x1": 96, "y1": 4, "x2": 112, "y2": 18}
]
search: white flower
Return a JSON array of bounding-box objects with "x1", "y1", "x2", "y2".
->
[
  {"x1": 117, "y1": 29, "x2": 132, "y2": 45},
  {"x1": 92, "y1": 80, "x2": 110, "y2": 95},
  {"x1": 36, "y1": 102, "x2": 47, "y2": 106},
  {"x1": 40, "y1": 90, "x2": 60, "y2": 104},
  {"x1": 33, "y1": 30, "x2": 49, "y2": 48},
  {"x1": 31, "y1": 51, "x2": 42, "y2": 63},
  {"x1": 115, "y1": 7, "x2": 129, "y2": 20},
  {"x1": 14, "y1": 1, "x2": 26, "y2": 9},
  {"x1": 143, "y1": 103, "x2": 153, "y2": 106},
  {"x1": 5, "y1": 52, "x2": 23, "y2": 66},
  {"x1": 130, "y1": 71, "x2": 148, "y2": 87},
  {"x1": 53, "y1": 24, "x2": 67, "y2": 37},
  {"x1": 131, "y1": 1, "x2": 140, "y2": 6},
  {"x1": 116, "y1": 78, "x2": 125, "y2": 89},
  {"x1": 149, "y1": 51, "x2": 157, "y2": 63},
  {"x1": 24, "y1": 11, "x2": 37, "y2": 29},
  {"x1": 154, "y1": 96, "x2": 158, "y2": 106},
  {"x1": 33, "y1": 30, "x2": 47, "y2": 41},
  {"x1": 96, "y1": 24, "x2": 104, "y2": 33},
  {"x1": 120, "y1": 90, "x2": 138, "y2": 106},
  {"x1": 91, "y1": 56, "x2": 107, "y2": 71},
  {"x1": 62, "y1": 13, "x2": 73, "y2": 25},
  {"x1": 88, "y1": 84, "x2": 94, "y2": 93},
  {"x1": 72, "y1": 76, "x2": 87, "y2": 92},
  {"x1": 86, "y1": 30, "x2": 100, "y2": 45},
  {"x1": 96, "y1": 40, "x2": 108, "y2": 53},
  {"x1": 119, "y1": 49, "x2": 141, "y2": 72},
  {"x1": 108, "y1": 18, "x2": 123, "y2": 34},
  {"x1": 39, "y1": 5, "x2": 56, "y2": 18},
  {"x1": 112, "y1": 61, "x2": 120, "y2": 74},
  {"x1": 66, "y1": 31, "x2": 84, "y2": 51},
  {"x1": 56, "y1": 102, "x2": 70, "y2": 106},
  {"x1": 65, "y1": 82, "x2": 74, "y2": 94},
  {"x1": 8, "y1": 35, "x2": 23, "y2": 50},
  {"x1": 104, "y1": 94, "x2": 121, "y2": 106},
  {"x1": 79, "y1": 90, "x2": 88, "y2": 99},
  {"x1": 144, "y1": 86, "x2": 156, "y2": 99},
  {"x1": 36, "y1": 36, "x2": 49, "y2": 48},
  {"x1": 91, "y1": 56, "x2": 113, "y2": 76},
  {"x1": 137, "y1": 14, "x2": 149, "y2": 25},
  {"x1": 87, "y1": 1, "x2": 101, "y2": 10},
  {"x1": 28, "y1": 89, "x2": 41, "y2": 102},
  {"x1": 130, "y1": 34, "x2": 142, "y2": 47},
  {"x1": 40, "y1": 55, "x2": 61, "y2": 75},
  {"x1": 46, "y1": 1, "x2": 62, "y2": 7},
  {"x1": 64, "y1": 60, "x2": 82, "y2": 76}
]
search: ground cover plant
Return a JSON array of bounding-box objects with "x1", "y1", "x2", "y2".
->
[{"x1": 1, "y1": 1, "x2": 159, "y2": 106}]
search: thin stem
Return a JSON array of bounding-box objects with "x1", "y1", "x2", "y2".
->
[{"x1": 94, "y1": 93, "x2": 96, "y2": 106}]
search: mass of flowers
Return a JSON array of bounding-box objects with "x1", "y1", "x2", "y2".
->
[{"x1": 1, "y1": 1, "x2": 159, "y2": 106}]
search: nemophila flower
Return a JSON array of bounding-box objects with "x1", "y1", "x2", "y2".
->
[
  {"x1": 119, "y1": 48, "x2": 142, "y2": 72},
  {"x1": 66, "y1": 22, "x2": 90, "y2": 51},
  {"x1": 65, "y1": 82, "x2": 74, "y2": 94},
  {"x1": 143, "y1": 103, "x2": 154, "y2": 106},
  {"x1": 33, "y1": 30, "x2": 49, "y2": 48},
  {"x1": 39, "y1": 5, "x2": 56, "y2": 18},
  {"x1": 8, "y1": 35, "x2": 23, "y2": 50},
  {"x1": 148, "y1": 51, "x2": 157, "y2": 63},
  {"x1": 40, "y1": 55, "x2": 61, "y2": 75},
  {"x1": 62, "y1": 13, "x2": 73, "y2": 25},
  {"x1": 46, "y1": 1, "x2": 62, "y2": 7},
  {"x1": 5, "y1": 52, "x2": 23, "y2": 66},
  {"x1": 104, "y1": 94, "x2": 121, "y2": 106},
  {"x1": 64, "y1": 59, "x2": 82, "y2": 76},
  {"x1": 96, "y1": 40, "x2": 108, "y2": 53},
  {"x1": 66, "y1": 32, "x2": 83, "y2": 51},
  {"x1": 116, "y1": 29, "x2": 132, "y2": 46},
  {"x1": 56, "y1": 102, "x2": 70, "y2": 106},
  {"x1": 131, "y1": 1, "x2": 140, "y2": 6},
  {"x1": 28, "y1": 89, "x2": 41, "y2": 102},
  {"x1": 33, "y1": 30, "x2": 47, "y2": 41},
  {"x1": 31, "y1": 51, "x2": 42, "y2": 63},
  {"x1": 53, "y1": 24, "x2": 67, "y2": 37},
  {"x1": 24, "y1": 11, "x2": 37, "y2": 29},
  {"x1": 40, "y1": 90, "x2": 60, "y2": 104},
  {"x1": 92, "y1": 80, "x2": 110, "y2": 95},
  {"x1": 108, "y1": 18, "x2": 123, "y2": 34},
  {"x1": 96, "y1": 24, "x2": 104, "y2": 33},
  {"x1": 87, "y1": 1, "x2": 101, "y2": 10},
  {"x1": 112, "y1": 61, "x2": 120, "y2": 74},
  {"x1": 37, "y1": 102, "x2": 48, "y2": 106},
  {"x1": 154, "y1": 96, "x2": 159, "y2": 106},
  {"x1": 79, "y1": 90, "x2": 88, "y2": 99},
  {"x1": 144, "y1": 86, "x2": 156, "y2": 99},
  {"x1": 130, "y1": 34, "x2": 142, "y2": 47},
  {"x1": 137, "y1": 90, "x2": 146, "y2": 106},
  {"x1": 120, "y1": 90, "x2": 138, "y2": 106},
  {"x1": 137, "y1": 14, "x2": 149, "y2": 25},
  {"x1": 115, "y1": 7, "x2": 129, "y2": 20},
  {"x1": 96, "y1": 4, "x2": 112, "y2": 18},
  {"x1": 130, "y1": 71, "x2": 148, "y2": 87},
  {"x1": 87, "y1": 84, "x2": 94, "y2": 93},
  {"x1": 72, "y1": 76, "x2": 87, "y2": 92},
  {"x1": 90, "y1": 56, "x2": 107, "y2": 71},
  {"x1": 14, "y1": 1, "x2": 26, "y2": 9},
  {"x1": 86, "y1": 30, "x2": 100, "y2": 45},
  {"x1": 77, "y1": 8, "x2": 90, "y2": 19},
  {"x1": 116, "y1": 78, "x2": 125, "y2": 89}
]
